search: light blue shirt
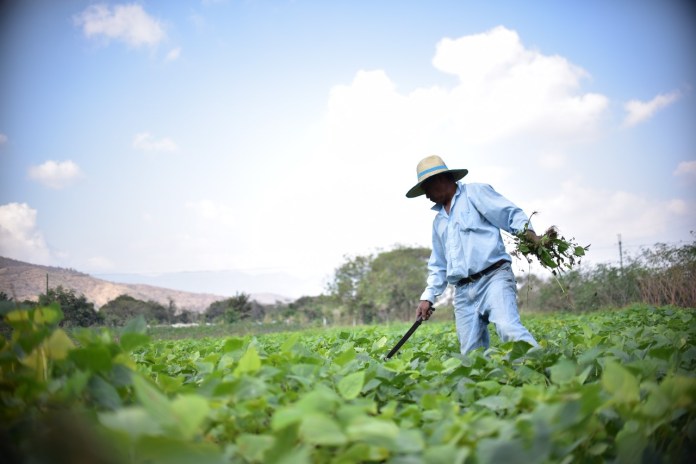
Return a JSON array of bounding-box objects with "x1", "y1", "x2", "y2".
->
[{"x1": 420, "y1": 182, "x2": 533, "y2": 303}]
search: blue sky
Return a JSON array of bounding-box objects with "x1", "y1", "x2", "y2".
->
[{"x1": 1, "y1": 0, "x2": 694, "y2": 298}]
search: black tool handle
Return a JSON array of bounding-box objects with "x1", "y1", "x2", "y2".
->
[
  {"x1": 385, "y1": 318, "x2": 422, "y2": 359},
  {"x1": 385, "y1": 304, "x2": 434, "y2": 359}
]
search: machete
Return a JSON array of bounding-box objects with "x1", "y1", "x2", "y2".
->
[{"x1": 385, "y1": 304, "x2": 434, "y2": 359}]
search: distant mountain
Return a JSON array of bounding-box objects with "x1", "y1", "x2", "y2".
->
[{"x1": 0, "y1": 257, "x2": 292, "y2": 312}]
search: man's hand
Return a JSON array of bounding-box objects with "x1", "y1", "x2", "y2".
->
[
  {"x1": 524, "y1": 229, "x2": 541, "y2": 247},
  {"x1": 416, "y1": 300, "x2": 434, "y2": 321}
]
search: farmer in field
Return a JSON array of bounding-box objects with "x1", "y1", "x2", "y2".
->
[{"x1": 408, "y1": 155, "x2": 539, "y2": 354}]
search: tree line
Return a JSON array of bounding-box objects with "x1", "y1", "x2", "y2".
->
[
  {"x1": 517, "y1": 236, "x2": 696, "y2": 312},
  {"x1": 1, "y1": 236, "x2": 693, "y2": 329}
]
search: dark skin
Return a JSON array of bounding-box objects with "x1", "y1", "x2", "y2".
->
[{"x1": 415, "y1": 173, "x2": 540, "y2": 321}]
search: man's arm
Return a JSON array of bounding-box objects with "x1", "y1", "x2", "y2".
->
[
  {"x1": 417, "y1": 220, "x2": 447, "y2": 319},
  {"x1": 469, "y1": 183, "x2": 534, "y2": 234}
]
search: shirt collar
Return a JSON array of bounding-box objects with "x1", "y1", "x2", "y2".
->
[{"x1": 430, "y1": 182, "x2": 463, "y2": 212}]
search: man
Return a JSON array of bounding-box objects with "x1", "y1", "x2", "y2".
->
[{"x1": 407, "y1": 155, "x2": 539, "y2": 354}]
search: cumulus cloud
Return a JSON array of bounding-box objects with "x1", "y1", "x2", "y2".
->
[
  {"x1": 326, "y1": 26, "x2": 608, "y2": 153},
  {"x1": 0, "y1": 203, "x2": 51, "y2": 264},
  {"x1": 674, "y1": 160, "x2": 696, "y2": 177},
  {"x1": 74, "y1": 3, "x2": 166, "y2": 48},
  {"x1": 28, "y1": 160, "x2": 83, "y2": 189},
  {"x1": 622, "y1": 90, "x2": 681, "y2": 127},
  {"x1": 133, "y1": 132, "x2": 178, "y2": 152}
]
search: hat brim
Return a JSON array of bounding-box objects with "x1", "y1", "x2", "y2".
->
[{"x1": 405, "y1": 168, "x2": 468, "y2": 198}]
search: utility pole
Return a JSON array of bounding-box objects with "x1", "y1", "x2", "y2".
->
[{"x1": 617, "y1": 234, "x2": 624, "y2": 275}]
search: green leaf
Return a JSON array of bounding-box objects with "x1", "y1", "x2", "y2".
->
[
  {"x1": 442, "y1": 357, "x2": 462, "y2": 371},
  {"x1": 615, "y1": 420, "x2": 646, "y2": 463},
  {"x1": 299, "y1": 413, "x2": 347, "y2": 446},
  {"x1": 234, "y1": 346, "x2": 262, "y2": 375},
  {"x1": 34, "y1": 305, "x2": 63, "y2": 325},
  {"x1": 281, "y1": 333, "x2": 301, "y2": 352},
  {"x1": 271, "y1": 405, "x2": 305, "y2": 430},
  {"x1": 423, "y1": 444, "x2": 469, "y2": 464},
  {"x1": 120, "y1": 332, "x2": 151, "y2": 352},
  {"x1": 44, "y1": 328, "x2": 74, "y2": 360},
  {"x1": 236, "y1": 434, "x2": 275, "y2": 462},
  {"x1": 549, "y1": 359, "x2": 576, "y2": 385},
  {"x1": 539, "y1": 249, "x2": 558, "y2": 268},
  {"x1": 334, "y1": 345, "x2": 356, "y2": 366},
  {"x1": 88, "y1": 374, "x2": 123, "y2": 410},
  {"x1": 135, "y1": 436, "x2": 226, "y2": 464},
  {"x1": 132, "y1": 374, "x2": 177, "y2": 429},
  {"x1": 337, "y1": 371, "x2": 365, "y2": 400},
  {"x1": 222, "y1": 337, "x2": 245, "y2": 352},
  {"x1": 601, "y1": 361, "x2": 640, "y2": 404},
  {"x1": 99, "y1": 406, "x2": 161, "y2": 439},
  {"x1": 170, "y1": 394, "x2": 210, "y2": 439},
  {"x1": 394, "y1": 429, "x2": 425, "y2": 453},
  {"x1": 574, "y1": 246, "x2": 586, "y2": 256},
  {"x1": 475, "y1": 395, "x2": 515, "y2": 412},
  {"x1": 70, "y1": 346, "x2": 113, "y2": 372},
  {"x1": 346, "y1": 417, "x2": 399, "y2": 447}
]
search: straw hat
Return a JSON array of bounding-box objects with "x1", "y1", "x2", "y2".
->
[{"x1": 406, "y1": 155, "x2": 468, "y2": 198}]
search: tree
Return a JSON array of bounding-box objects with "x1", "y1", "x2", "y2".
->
[
  {"x1": 205, "y1": 293, "x2": 253, "y2": 324},
  {"x1": 358, "y1": 246, "x2": 431, "y2": 322},
  {"x1": 39, "y1": 286, "x2": 101, "y2": 327},
  {"x1": 327, "y1": 253, "x2": 373, "y2": 323},
  {"x1": 287, "y1": 294, "x2": 334, "y2": 323},
  {"x1": 327, "y1": 246, "x2": 431, "y2": 323},
  {"x1": 100, "y1": 295, "x2": 181, "y2": 326},
  {"x1": 100, "y1": 295, "x2": 143, "y2": 326}
]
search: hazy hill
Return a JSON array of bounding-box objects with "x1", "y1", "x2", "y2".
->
[{"x1": 0, "y1": 257, "x2": 291, "y2": 312}]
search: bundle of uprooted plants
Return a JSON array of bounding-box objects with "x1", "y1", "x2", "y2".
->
[{"x1": 511, "y1": 212, "x2": 590, "y2": 277}]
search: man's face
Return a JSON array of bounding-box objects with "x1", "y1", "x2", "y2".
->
[{"x1": 422, "y1": 173, "x2": 454, "y2": 204}]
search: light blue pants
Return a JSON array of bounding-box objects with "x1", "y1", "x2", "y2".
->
[{"x1": 453, "y1": 262, "x2": 538, "y2": 354}]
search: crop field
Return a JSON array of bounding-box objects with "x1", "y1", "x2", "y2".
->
[{"x1": 1, "y1": 304, "x2": 695, "y2": 463}]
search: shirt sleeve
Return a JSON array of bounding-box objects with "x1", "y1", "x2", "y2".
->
[
  {"x1": 468, "y1": 183, "x2": 533, "y2": 234},
  {"x1": 420, "y1": 217, "x2": 448, "y2": 303}
]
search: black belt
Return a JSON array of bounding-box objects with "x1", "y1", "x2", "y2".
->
[{"x1": 456, "y1": 260, "x2": 507, "y2": 286}]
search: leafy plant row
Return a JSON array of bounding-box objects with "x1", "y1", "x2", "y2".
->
[{"x1": 1, "y1": 304, "x2": 694, "y2": 463}]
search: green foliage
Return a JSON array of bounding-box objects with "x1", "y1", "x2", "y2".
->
[
  {"x1": 328, "y1": 246, "x2": 430, "y2": 323},
  {"x1": 205, "y1": 292, "x2": 253, "y2": 324},
  {"x1": 519, "y1": 237, "x2": 696, "y2": 312},
  {"x1": 1, "y1": 305, "x2": 695, "y2": 462},
  {"x1": 39, "y1": 285, "x2": 102, "y2": 327},
  {"x1": 100, "y1": 294, "x2": 188, "y2": 326},
  {"x1": 513, "y1": 217, "x2": 590, "y2": 275}
]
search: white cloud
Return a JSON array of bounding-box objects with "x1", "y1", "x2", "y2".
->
[
  {"x1": 28, "y1": 160, "x2": 83, "y2": 189},
  {"x1": 0, "y1": 203, "x2": 51, "y2": 264},
  {"x1": 674, "y1": 160, "x2": 696, "y2": 177},
  {"x1": 622, "y1": 90, "x2": 681, "y2": 127},
  {"x1": 165, "y1": 47, "x2": 181, "y2": 62},
  {"x1": 528, "y1": 180, "x2": 695, "y2": 264},
  {"x1": 74, "y1": 3, "x2": 166, "y2": 48},
  {"x1": 326, "y1": 26, "x2": 608, "y2": 153},
  {"x1": 0, "y1": 133, "x2": 7, "y2": 145},
  {"x1": 133, "y1": 132, "x2": 178, "y2": 152}
]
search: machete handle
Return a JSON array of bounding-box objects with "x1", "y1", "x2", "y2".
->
[{"x1": 384, "y1": 305, "x2": 435, "y2": 359}]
